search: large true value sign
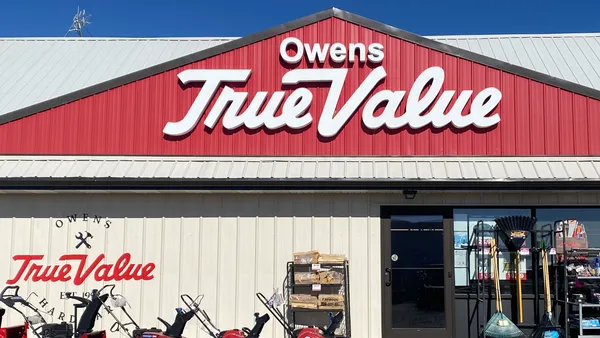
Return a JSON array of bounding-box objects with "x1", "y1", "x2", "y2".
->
[{"x1": 163, "y1": 38, "x2": 502, "y2": 138}]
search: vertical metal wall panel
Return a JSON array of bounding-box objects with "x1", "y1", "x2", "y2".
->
[
  {"x1": 0, "y1": 18, "x2": 596, "y2": 156},
  {"x1": 0, "y1": 193, "x2": 378, "y2": 338},
  {"x1": 1, "y1": 191, "x2": 600, "y2": 338}
]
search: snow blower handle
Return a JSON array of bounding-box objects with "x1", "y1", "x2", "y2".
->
[
  {"x1": 0, "y1": 286, "x2": 24, "y2": 306},
  {"x1": 322, "y1": 312, "x2": 344, "y2": 336},
  {"x1": 0, "y1": 285, "x2": 42, "y2": 314},
  {"x1": 98, "y1": 284, "x2": 118, "y2": 298},
  {"x1": 179, "y1": 294, "x2": 205, "y2": 322},
  {"x1": 0, "y1": 286, "x2": 20, "y2": 298},
  {"x1": 99, "y1": 284, "x2": 131, "y2": 309},
  {"x1": 256, "y1": 293, "x2": 293, "y2": 336},
  {"x1": 180, "y1": 294, "x2": 221, "y2": 337}
]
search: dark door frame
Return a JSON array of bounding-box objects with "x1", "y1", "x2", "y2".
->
[{"x1": 381, "y1": 206, "x2": 456, "y2": 338}]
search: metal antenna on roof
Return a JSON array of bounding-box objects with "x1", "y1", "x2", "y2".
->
[{"x1": 65, "y1": 6, "x2": 92, "y2": 37}]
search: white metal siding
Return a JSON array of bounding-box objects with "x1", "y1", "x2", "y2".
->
[{"x1": 0, "y1": 191, "x2": 599, "y2": 338}]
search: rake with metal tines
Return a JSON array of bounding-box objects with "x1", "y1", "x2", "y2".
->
[{"x1": 481, "y1": 238, "x2": 525, "y2": 338}]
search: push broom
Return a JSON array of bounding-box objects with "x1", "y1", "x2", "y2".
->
[
  {"x1": 495, "y1": 216, "x2": 537, "y2": 324},
  {"x1": 482, "y1": 239, "x2": 525, "y2": 338},
  {"x1": 529, "y1": 244, "x2": 564, "y2": 338}
]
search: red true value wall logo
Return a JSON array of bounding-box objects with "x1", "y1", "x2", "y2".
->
[
  {"x1": 5, "y1": 213, "x2": 156, "y2": 286},
  {"x1": 163, "y1": 38, "x2": 503, "y2": 138}
]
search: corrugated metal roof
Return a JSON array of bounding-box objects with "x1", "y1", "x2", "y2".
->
[
  {"x1": 1, "y1": 156, "x2": 600, "y2": 182},
  {"x1": 2, "y1": 32, "x2": 600, "y2": 118},
  {"x1": 0, "y1": 38, "x2": 233, "y2": 116},
  {"x1": 431, "y1": 33, "x2": 600, "y2": 90}
]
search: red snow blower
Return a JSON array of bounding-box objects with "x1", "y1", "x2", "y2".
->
[
  {"x1": 0, "y1": 286, "x2": 41, "y2": 338},
  {"x1": 256, "y1": 293, "x2": 343, "y2": 338},
  {"x1": 0, "y1": 285, "x2": 108, "y2": 338},
  {"x1": 0, "y1": 307, "x2": 27, "y2": 338},
  {"x1": 180, "y1": 294, "x2": 270, "y2": 338},
  {"x1": 95, "y1": 285, "x2": 200, "y2": 338}
]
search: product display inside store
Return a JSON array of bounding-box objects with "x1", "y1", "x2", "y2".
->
[{"x1": 454, "y1": 209, "x2": 600, "y2": 338}]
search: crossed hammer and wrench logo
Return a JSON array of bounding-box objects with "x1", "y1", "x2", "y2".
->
[{"x1": 75, "y1": 231, "x2": 93, "y2": 249}]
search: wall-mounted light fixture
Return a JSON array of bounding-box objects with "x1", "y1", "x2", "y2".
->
[{"x1": 403, "y1": 189, "x2": 417, "y2": 200}]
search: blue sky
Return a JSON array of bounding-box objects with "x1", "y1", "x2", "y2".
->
[{"x1": 1, "y1": 0, "x2": 599, "y2": 38}]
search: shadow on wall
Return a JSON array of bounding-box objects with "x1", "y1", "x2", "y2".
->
[{"x1": 0, "y1": 193, "x2": 379, "y2": 218}]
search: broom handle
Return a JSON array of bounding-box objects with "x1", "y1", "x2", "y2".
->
[
  {"x1": 497, "y1": 249, "x2": 502, "y2": 312},
  {"x1": 491, "y1": 241, "x2": 499, "y2": 310},
  {"x1": 543, "y1": 249, "x2": 551, "y2": 313},
  {"x1": 547, "y1": 252, "x2": 552, "y2": 312},
  {"x1": 541, "y1": 250, "x2": 546, "y2": 303},
  {"x1": 541, "y1": 249, "x2": 549, "y2": 312},
  {"x1": 493, "y1": 243, "x2": 502, "y2": 312},
  {"x1": 516, "y1": 252, "x2": 523, "y2": 323},
  {"x1": 542, "y1": 251, "x2": 549, "y2": 312}
]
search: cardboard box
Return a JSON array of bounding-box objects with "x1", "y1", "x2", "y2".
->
[
  {"x1": 294, "y1": 272, "x2": 320, "y2": 284},
  {"x1": 318, "y1": 254, "x2": 346, "y2": 264},
  {"x1": 294, "y1": 250, "x2": 319, "y2": 264},
  {"x1": 318, "y1": 294, "x2": 344, "y2": 310},
  {"x1": 318, "y1": 270, "x2": 344, "y2": 284},
  {"x1": 290, "y1": 294, "x2": 318, "y2": 309},
  {"x1": 556, "y1": 220, "x2": 589, "y2": 254}
]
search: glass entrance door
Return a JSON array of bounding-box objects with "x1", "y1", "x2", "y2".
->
[{"x1": 382, "y1": 215, "x2": 454, "y2": 338}]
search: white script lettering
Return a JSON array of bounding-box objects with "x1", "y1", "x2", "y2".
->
[
  {"x1": 163, "y1": 66, "x2": 502, "y2": 138},
  {"x1": 279, "y1": 37, "x2": 384, "y2": 64}
]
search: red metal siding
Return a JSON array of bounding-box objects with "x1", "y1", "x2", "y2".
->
[{"x1": 0, "y1": 18, "x2": 598, "y2": 156}]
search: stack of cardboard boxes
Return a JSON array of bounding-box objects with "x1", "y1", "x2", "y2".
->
[{"x1": 290, "y1": 250, "x2": 346, "y2": 310}]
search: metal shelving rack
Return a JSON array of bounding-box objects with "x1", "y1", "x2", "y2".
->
[
  {"x1": 559, "y1": 218, "x2": 600, "y2": 338},
  {"x1": 573, "y1": 303, "x2": 600, "y2": 338},
  {"x1": 283, "y1": 261, "x2": 351, "y2": 338},
  {"x1": 471, "y1": 221, "x2": 557, "y2": 337}
]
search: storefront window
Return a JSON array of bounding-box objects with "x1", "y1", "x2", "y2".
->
[
  {"x1": 535, "y1": 208, "x2": 600, "y2": 248},
  {"x1": 453, "y1": 209, "x2": 531, "y2": 290}
]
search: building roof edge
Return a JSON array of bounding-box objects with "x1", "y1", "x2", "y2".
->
[{"x1": 2, "y1": 7, "x2": 599, "y2": 126}]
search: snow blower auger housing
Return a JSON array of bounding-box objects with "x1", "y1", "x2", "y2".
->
[
  {"x1": 0, "y1": 306, "x2": 27, "y2": 338},
  {"x1": 180, "y1": 294, "x2": 270, "y2": 338},
  {"x1": 256, "y1": 292, "x2": 343, "y2": 338}
]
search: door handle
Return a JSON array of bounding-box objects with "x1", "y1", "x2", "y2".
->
[{"x1": 385, "y1": 268, "x2": 392, "y2": 287}]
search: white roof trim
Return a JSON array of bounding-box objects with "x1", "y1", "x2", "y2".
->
[
  {"x1": 0, "y1": 37, "x2": 239, "y2": 41},
  {"x1": 427, "y1": 32, "x2": 600, "y2": 39},
  {"x1": 1, "y1": 156, "x2": 600, "y2": 182}
]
